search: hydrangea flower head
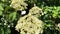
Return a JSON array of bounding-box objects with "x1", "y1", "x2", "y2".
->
[
  {"x1": 29, "y1": 6, "x2": 44, "y2": 18},
  {"x1": 15, "y1": 15, "x2": 44, "y2": 34},
  {"x1": 10, "y1": 0, "x2": 28, "y2": 11}
]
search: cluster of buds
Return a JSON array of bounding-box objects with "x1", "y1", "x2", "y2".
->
[
  {"x1": 11, "y1": 0, "x2": 44, "y2": 34},
  {"x1": 29, "y1": 6, "x2": 44, "y2": 18},
  {"x1": 15, "y1": 15, "x2": 44, "y2": 34},
  {"x1": 10, "y1": 0, "x2": 28, "y2": 11}
]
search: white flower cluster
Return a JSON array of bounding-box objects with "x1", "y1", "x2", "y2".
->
[
  {"x1": 57, "y1": 23, "x2": 60, "y2": 29},
  {"x1": 15, "y1": 15, "x2": 44, "y2": 34},
  {"x1": 55, "y1": 23, "x2": 60, "y2": 31},
  {"x1": 10, "y1": 0, "x2": 28, "y2": 11},
  {"x1": 29, "y1": 6, "x2": 44, "y2": 18}
]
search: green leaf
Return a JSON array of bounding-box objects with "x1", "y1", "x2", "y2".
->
[
  {"x1": 58, "y1": 15, "x2": 60, "y2": 18},
  {"x1": 1, "y1": 0, "x2": 5, "y2": 2},
  {"x1": 0, "y1": 10, "x2": 2, "y2": 16},
  {"x1": 0, "y1": 4, "x2": 3, "y2": 16},
  {"x1": 0, "y1": 5, "x2": 3, "y2": 11},
  {"x1": 1, "y1": 28, "x2": 4, "y2": 34},
  {"x1": 5, "y1": 28, "x2": 11, "y2": 34},
  {"x1": 9, "y1": 12, "x2": 16, "y2": 21}
]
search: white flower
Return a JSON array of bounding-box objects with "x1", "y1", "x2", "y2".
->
[
  {"x1": 4, "y1": 23, "x2": 6, "y2": 25},
  {"x1": 8, "y1": 25, "x2": 10, "y2": 27},
  {"x1": 21, "y1": 11, "x2": 26, "y2": 15}
]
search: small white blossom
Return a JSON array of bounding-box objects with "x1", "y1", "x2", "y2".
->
[
  {"x1": 4, "y1": 23, "x2": 6, "y2": 25},
  {"x1": 21, "y1": 11, "x2": 26, "y2": 15},
  {"x1": 8, "y1": 25, "x2": 10, "y2": 27},
  {"x1": 10, "y1": 5, "x2": 12, "y2": 7}
]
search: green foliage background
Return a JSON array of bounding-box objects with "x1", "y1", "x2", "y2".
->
[{"x1": 0, "y1": 0, "x2": 60, "y2": 34}]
